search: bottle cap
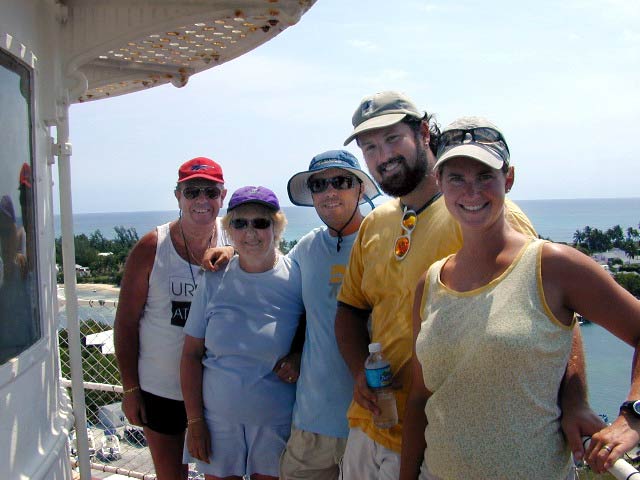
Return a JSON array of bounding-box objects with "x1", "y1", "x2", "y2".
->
[{"x1": 368, "y1": 342, "x2": 381, "y2": 353}]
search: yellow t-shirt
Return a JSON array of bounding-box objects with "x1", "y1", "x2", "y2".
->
[{"x1": 337, "y1": 195, "x2": 536, "y2": 452}]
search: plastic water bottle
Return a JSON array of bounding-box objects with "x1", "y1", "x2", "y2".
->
[{"x1": 364, "y1": 342, "x2": 398, "y2": 429}]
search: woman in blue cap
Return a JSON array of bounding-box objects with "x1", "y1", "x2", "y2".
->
[{"x1": 181, "y1": 186, "x2": 304, "y2": 480}]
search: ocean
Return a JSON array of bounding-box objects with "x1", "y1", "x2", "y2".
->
[
  {"x1": 57, "y1": 197, "x2": 640, "y2": 421},
  {"x1": 56, "y1": 197, "x2": 640, "y2": 243}
]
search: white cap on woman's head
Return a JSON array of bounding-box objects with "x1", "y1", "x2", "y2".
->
[{"x1": 433, "y1": 116, "x2": 510, "y2": 171}]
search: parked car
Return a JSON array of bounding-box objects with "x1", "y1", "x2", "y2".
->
[{"x1": 123, "y1": 425, "x2": 147, "y2": 447}]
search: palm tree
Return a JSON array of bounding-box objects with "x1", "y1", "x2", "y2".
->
[
  {"x1": 607, "y1": 225, "x2": 625, "y2": 248},
  {"x1": 573, "y1": 229, "x2": 585, "y2": 246},
  {"x1": 587, "y1": 228, "x2": 612, "y2": 253},
  {"x1": 623, "y1": 240, "x2": 639, "y2": 263}
]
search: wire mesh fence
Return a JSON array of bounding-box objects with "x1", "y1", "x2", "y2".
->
[{"x1": 58, "y1": 294, "x2": 165, "y2": 479}]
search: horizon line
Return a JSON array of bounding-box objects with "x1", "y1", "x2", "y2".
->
[{"x1": 55, "y1": 196, "x2": 640, "y2": 216}]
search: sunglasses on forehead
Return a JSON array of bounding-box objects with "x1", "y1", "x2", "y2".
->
[
  {"x1": 181, "y1": 186, "x2": 221, "y2": 200},
  {"x1": 230, "y1": 218, "x2": 272, "y2": 230},
  {"x1": 437, "y1": 127, "x2": 510, "y2": 160},
  {"x1": 307, "y1": 175, "x2": 359, "y2": 194}
]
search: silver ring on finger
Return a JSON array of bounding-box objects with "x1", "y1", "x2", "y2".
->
[{"x1": 602, "y1": 445, "x2": 613, "y2": 453}]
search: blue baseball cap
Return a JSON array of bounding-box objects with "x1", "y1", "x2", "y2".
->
[
  {"x1": 227, "y1": 186, "x2": 280, "y2": 211},
  {"x1": 287, "y1": 150, "x2": 381, "y2": 207}
]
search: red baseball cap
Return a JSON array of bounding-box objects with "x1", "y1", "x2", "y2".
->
[
  {"x1": 20, "y1": 163, "x2": 32, "y2": 188},
  {"x1": 178, "y1": 157, "x2": 224, "y2": 184}
]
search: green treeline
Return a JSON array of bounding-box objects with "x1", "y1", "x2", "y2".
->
[
  {"x1": 55, "y1": 223, "x2": 639, "y2": 296},
  {"x1": 55, "y1": 226, "x2": 298, "y2": 286},
  {"x1": 572, "y1": 224, "x2": 640, "y2": 298},
  {"x1": 55, "y1": 226, "x2": 140, "y2": 285},
  {"x1": 572, "y1": 224, "x2": 639, "y2": 259}
]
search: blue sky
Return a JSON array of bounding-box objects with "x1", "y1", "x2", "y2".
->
[{"x1": 62, "y1": 0, "x2": 640, "y2": 213}]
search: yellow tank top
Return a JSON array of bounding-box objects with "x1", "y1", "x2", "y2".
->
[{"x1": 417, "y1": 239, "x2": 574, "y2": 479}]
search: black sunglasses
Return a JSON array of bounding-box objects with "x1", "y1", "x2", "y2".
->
[
  {"x1": 307, "y1": 175, "x2": 359, "y2": 194},
  {"x1": 437, "y1": 127, "x2": 510, "y2": 159},
  {"x1": 230, "y1": 218, "x2": 272, "y2": 230},
  {"x1": 181, "y1": 186, "x2": 221, "y2": 200}
]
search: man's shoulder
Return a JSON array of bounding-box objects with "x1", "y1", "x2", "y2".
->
[
  {"x1": 297, "y1": 226, "x2": 326, "y2": 245},
  {"x1": 361, "y1": 198, "x2": 401, "y2": 227},
  {"x1": 371, "y1": 197, "x2": 401, "y2": 214},
  {"x1": 131, "y1": 228, "x2": 160, "y2": 258},
  {"x1": 504, "y1": 198, "x2": 537, "y2": 237},
  {"x1": 504, "y1": 198, "x2": 529, "y2": 216},
  {"x1": 288, "y1": 227, "x2": 326, "y2": 258}
]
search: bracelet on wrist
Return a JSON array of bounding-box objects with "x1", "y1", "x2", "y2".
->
[
  {"x1": 123, "y1": 386, "x2": 140, "y2": 395},
  {"x1": 187, "y1": 417, "x2": 204, "y2": 425}
]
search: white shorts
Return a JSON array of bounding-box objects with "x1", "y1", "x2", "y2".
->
[
  {"x1": 185, "y1": 418, "x2": 290, "y2": 477},
  {"x1": 341, "y1": 427, "x2": 400, "y2": 480}
]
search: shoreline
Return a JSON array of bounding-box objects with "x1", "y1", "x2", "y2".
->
[{"x1": 58, "y1": 283, "x2": 120, "y2": 293}]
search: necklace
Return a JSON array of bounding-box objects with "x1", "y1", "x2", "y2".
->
[
  {"x1": 179, "y1": 218, "x2": 215, "y2": 286},
  {"x1": 401, "y1": 191, "x2": 442, "y2": 216}
]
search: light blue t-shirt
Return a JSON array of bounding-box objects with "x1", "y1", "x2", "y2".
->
[
  {"x1": 184, "y1": 254, "x2": 304, "y2": 426},
  {"x1": 288, "y1": 227, "x2": 356, "y2": 438}
]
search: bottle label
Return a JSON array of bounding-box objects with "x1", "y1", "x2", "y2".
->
[{"x1": 365, "y1": 365, "x2": 392, "y2": 388}]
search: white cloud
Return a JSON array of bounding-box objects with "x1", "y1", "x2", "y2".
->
[
  {"x1": 348, "y1": 39, "x2": 379, "y2": 52},
  {"x1": 410, "y1": 1, "x2": 466, "y2": 14},
  {"x1": 622, "y1": 29, "x2": 640, "y2": 43}
]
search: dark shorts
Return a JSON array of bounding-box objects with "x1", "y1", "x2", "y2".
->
[{"x1": 140, "y1": 389, "x2": 187, "y2": 435}]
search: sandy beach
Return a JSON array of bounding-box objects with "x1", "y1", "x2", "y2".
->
[{"x1": 60, "y1": 283, "x2": 120, "y2": 294}]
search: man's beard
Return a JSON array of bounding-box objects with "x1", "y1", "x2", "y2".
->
[{"x1": 377, "y1": 143, "x2": 429, "y2": 197}]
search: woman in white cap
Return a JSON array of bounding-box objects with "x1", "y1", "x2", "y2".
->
[
  {"x1": 181, "y1": 186, "x2": 304, "y2": 480},
  {"x1": 400, "y1": 117, "x2": 640, "y2": 479}
]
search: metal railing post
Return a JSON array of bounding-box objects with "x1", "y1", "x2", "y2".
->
[{"x1": 56, "y1": 100, "x2": 92, "y2": 480}]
